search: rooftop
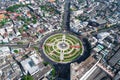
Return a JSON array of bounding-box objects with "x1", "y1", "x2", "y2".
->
[
  {"x1": 21, "y1": 58, "x2": 39, "y2": 75},
  {"x1": 71, "y1": 56, "x2": 97, "y2": 80},
  {"x1": 108, "y1": 49, "x2": 120, "y2": 66},
  {"x1": 0, "y1": 14, "x2": 5, "y2": 20}
]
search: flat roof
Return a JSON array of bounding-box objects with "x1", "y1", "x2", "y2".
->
[
  {"x1": 21, "y1": 58, "x2": 39, "y2": 75},
  {"x1": 87, "y1": 67, "x2": 108, "y2": 80},
  {"x1": 108, "y1": 49, "x2": 120, "y2": 66},
  {"x1": 32, "y1": 65, "x2": 52, "y2": 80}
]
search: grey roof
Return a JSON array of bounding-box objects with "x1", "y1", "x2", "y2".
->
[
  {"x1": 108, "y1": 49, "x2": 120, "y2": 66},
  {"x1": 32, "y1": 66, "x2": 52, "y2": 80},
  {"x1": 21, "y1": 58, "x2": 39, "y2": 75},
  {"x1": 86, "y1": 67, "x2": 109, "y2": 80}
]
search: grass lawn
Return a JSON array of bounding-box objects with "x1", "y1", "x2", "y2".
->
[{"x1": 43, "y1": 33, "x2": 83, "y2": 63}]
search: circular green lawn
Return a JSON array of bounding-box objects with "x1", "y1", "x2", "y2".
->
[{"x1": 43, "y1": 33, "x2": 84, "y2": 63}]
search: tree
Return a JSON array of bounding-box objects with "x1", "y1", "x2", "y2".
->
[
  {"x1": 0, "y1": 19, "x2": 9, "y2": 27},
  {"x1": 51, "y1": 68, "x2": 56, "y2": 77},
  {"x1": 14, "y1": 50, "x2": 19, "y2": 53},
  {"x1": 21, "y1": 75, "x2": 34, "y2": 80},
  {"x1": 43, "y1": 61, "x2": 49, "y2": 66}
]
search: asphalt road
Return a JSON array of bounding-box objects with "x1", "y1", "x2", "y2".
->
[
  {"x1": 0, "y1": 44, "x2": 28, "y2": 48},
  {"x1": 63, "y1": 0, "x2": 70, "y2": 31}
]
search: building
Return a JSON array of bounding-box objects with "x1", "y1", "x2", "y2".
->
[
  {"x1": 70, "y1": 56, "x2": 97, "y2": 80},
  {"x1": 108, "y1": 49, "x2": 120, "y2": 68},
  {"x1": 21, "y1": 57, "x2": 40, "y2": 75},
  {"x1": 73, "y1": 10, "x2": 84, "y2": 16},
  {"x1": 21, "y1": 54, "x2": 52, "y2": 80},
  {"x1": 97, "y1": 32, "x2": 110, "y2": 40},
  {"x1": 48, "y1": 0, "x2": 55, "y2": 2},
  {"x1": 0, "y1": 47, "x2": 10, "y2": 57},
  {"x1": 0, "y1": 14, "x2": 5, "y2": 21},
  {"x1": 71, "y1": 56, "x2": 113, "y2": 80},
  {"x1": 21, "y1": 53, "x2": 42, "y2": 75}
]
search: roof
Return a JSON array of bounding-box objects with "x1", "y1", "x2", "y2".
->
[
  {"x1": 29, "y1": 53, "x2": 43, "y2": 65},
  {"x1": 96, "y1": 18, "x2": 107, "y2": 24},
  {"x1": 97, "y1": 32, "x2": 110, "y2": 40},
  {"x1": 71, "y1": 56, "x2": 97, "y2": 80},
  {"x1": 48, "y1": 0, "x2": 55, "y2": 2},
  {"x1": 86, "y1": 66, "x2": 108, "y2": 80},
  {"x1": 0, "y1": 28, "x2": 5, "y2": 35},
  {"x1": 21, "y1": 58, "x2": 39, "y2": 75},
  {"x1": 0, "y1": 14, "x2": 5, "y2": 20},
  {"x1": 32, "y1": 65, "x2": 52, "y2": 80},
  {"x1": 0, "y1": 47, "x2": 10, "y2": 53},
  {"x1": 79, "y1": 62, "x2": 111, "y2": 80},
  {"x1": 108, "y1": 49, "x2": 120, "y2": 66}
]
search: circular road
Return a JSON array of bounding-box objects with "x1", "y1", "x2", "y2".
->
[{"x1": 39, "y1": 30, "x2": 90, "y2": 64}]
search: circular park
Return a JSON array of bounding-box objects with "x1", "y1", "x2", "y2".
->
[{"x1": 43, "y1": 33, "x2": 84, "y2": 63}]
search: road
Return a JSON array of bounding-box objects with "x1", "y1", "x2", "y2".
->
[
  {"x1": 0, "y1": 44, "x2": 28, "y2": 48},
  {"x1": 63, "y1": 0, "x2": 70, "y2": 31},
  {"x1": 91, "y1": 24, "x2": 119, "y2": 36}
]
